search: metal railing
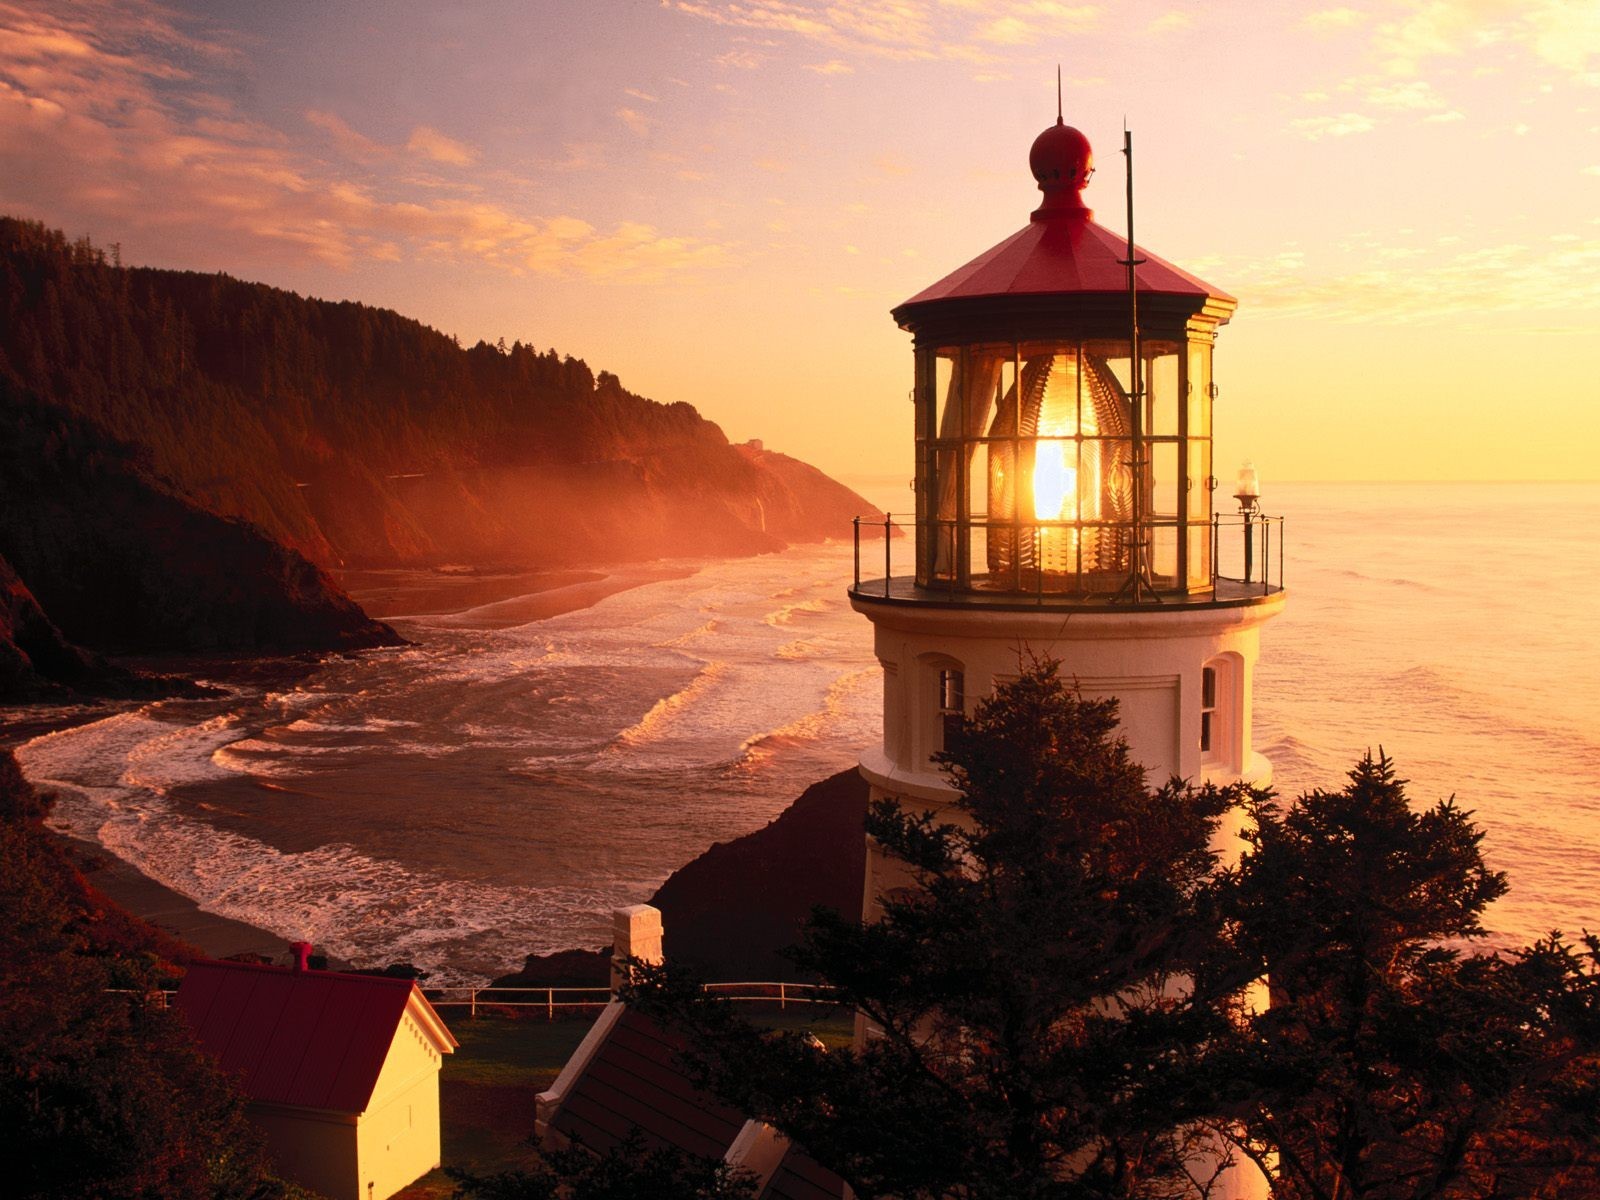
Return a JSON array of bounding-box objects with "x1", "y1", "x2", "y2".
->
[
  {"x1": 116, "y1": 981, "x2": 840, "y2": 1020},
  {"x1": 851, "y1": 511, "x2": 1284, "y2": 600},
  {"x1": 1211, "y1": 512, "x2": 1286, "y2": 596},
  {"x1": 426, "y1": 981, "x2": 839, "y2": 1019}
]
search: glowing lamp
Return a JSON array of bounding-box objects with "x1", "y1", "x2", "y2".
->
[
  {"x1": 1234, "y1": 461, "x2": 1261, "y2": 515},
  {"x1": 1235, "y1": 461, "x2": 1262, "y2": 583}
]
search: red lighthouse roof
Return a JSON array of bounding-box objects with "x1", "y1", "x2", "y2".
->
[{"x1": 894, "y1": 119, "x2": 1233, "y2": 326}]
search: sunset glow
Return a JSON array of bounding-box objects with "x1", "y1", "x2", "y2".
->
[{"x1": 2, "y1": 0, "x2": 1596, "y2": 484}]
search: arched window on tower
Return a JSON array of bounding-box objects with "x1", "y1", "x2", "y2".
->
[
  {"x1": 938, "y1": 667, "x2": 965, "y2": 753},
  {"x1": 1199, "y1": 654, "x2": 1240, "y2": 772},
  {"x1": 1200, "y1": 665, "x2": 1219, "y2": 759}
]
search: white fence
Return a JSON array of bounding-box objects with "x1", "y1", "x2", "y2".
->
[{"x1": 115, "y1": 980, "x2": 839, "y2": 1019}]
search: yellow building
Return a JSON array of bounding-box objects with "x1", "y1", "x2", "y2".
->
[{"x1": 175, "y1": 946, "x2": 457, "y2": 1200}]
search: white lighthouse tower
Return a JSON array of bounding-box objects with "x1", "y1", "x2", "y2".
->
[{"x1": 850, "y1": 114, "x2": 1285, "y2": 904}]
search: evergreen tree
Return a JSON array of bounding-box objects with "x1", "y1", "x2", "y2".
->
[
  {"x1": 449, "y1": 1129, "x2": 756, "y2": 1200},
  {"x1": 0, "y1": 752, "x2": 283, "y2": 1200},
  {"x1": 634, "y1": 658, "x2": 1257, "y2": 1200},
  {"x1": 1222, "y1": 753, "x2": 1600, "y2": 1199}
]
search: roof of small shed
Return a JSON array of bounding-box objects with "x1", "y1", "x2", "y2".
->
[
  {"x1": 541, "y1": 1004, "x2": 847, "y2": 1197},
  {"x1": 545, "y1": 1004, "x2": 748, "y2": 1160},
  {"x1": 174, "y1": 960, "x2": 456, "y2": 1114}
]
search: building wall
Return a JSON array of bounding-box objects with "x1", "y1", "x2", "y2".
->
[
  {"x1": 355, "y1": 1011, "x2": 447, "y2": 1200},
  {"x1": 247, "y1": 1103, "x2": 358, "y2": 1200},
  {"x1": 854, "y1": 599, "x2": 1283, "y2": 800}
]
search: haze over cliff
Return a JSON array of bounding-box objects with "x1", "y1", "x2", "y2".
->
[{"x1": 0, "y1": 218, "x2": 878, "y2": 698}]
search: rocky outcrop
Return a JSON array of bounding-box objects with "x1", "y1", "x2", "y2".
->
[
  {"x1": 648, "y1": 768, "x2": 868, "y2": 981},
  {"x1": 493, "y1": 769, "x2": 869, "y2": 987},
  {"x1": 0, "y1": 553, "x2": 206, "y2": 701},
  {"x1": 0, "y1": 382, "x2": 402, "y2": 669}
]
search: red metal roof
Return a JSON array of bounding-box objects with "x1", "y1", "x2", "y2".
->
[
  {"x1": 896, "y1": 211, "x2": 1232, "y2": 314},
  {"x1": 761, "y1": 1141, "x2": 847, "y2": 1200},
  {"x1": 174, "y1": 960, "x2": 455, "y2": 1114},
  {"x1": 547, "y1": 1006, "x2": 748, "y2": 1160}
]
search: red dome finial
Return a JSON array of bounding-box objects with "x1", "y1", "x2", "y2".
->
[{"x1": 1029, "y1": 86, "x2": 1093, "y2": 222}]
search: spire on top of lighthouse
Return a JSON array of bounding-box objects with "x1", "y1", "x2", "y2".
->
[{"x1": 1029, "y1": 75, "x2": 1093, "y2": 220}]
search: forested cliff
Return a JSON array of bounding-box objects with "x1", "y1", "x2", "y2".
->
[
  {"x1": 0, "y1": 218, "x2": 871, "y2": 570},
  {"x1": 0, "y1": 218, "x2": 875, "y2": 697}
]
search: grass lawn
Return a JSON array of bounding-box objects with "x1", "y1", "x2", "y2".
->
[
  {"x1": 394, "y1": 1013, "x2": 594, "y2": 1198},
  {"x1": 394, "y1": 1004, "x2": 854, "y2": 1198}
]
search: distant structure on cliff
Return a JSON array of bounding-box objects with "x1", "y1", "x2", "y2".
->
[{"x1": 847, "y1": 111, "x2": 1286, "y2": 1194}]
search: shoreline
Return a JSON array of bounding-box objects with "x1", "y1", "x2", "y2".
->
[
  {"x1": 59, "y1": 831, "x2": 303, "y2": 964},
  {"x1": 13, "y1": 557, "x2": 706, "y2": 973}
]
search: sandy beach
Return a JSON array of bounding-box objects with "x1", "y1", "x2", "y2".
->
[{"x1": 62, "y1": 833, "x2": 302, "y2": 962}]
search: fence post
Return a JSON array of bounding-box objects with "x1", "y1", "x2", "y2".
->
[
  {"x1": 547, "y1": 988, "x2": 554, "y2": 1021},
  {"x1": 780, "y1": 982, "x2": 787, "y2": 1011},
  {"x1": 884, "y1": 513, "x2": 891, "y2": 596},
  {"x1": 470, "y1": 988, "x2": 477, "y2": 1020}
]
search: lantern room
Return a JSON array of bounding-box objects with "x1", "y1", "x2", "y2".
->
[
  {"x1": 849, "y1": 110, "x2": 1285, "y2": 804},
  {"x1": 885, "y1": 116, "x2": 1247, "y2": 603}
]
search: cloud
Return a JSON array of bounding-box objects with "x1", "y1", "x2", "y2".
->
[
  {"x1": 404, "y1": 125, "x2": 477, "y2": 165},
  {"x1": 0, "y1": 1, "x2": 724, "y2": 281},
  {"x1": 305, "y1": 109, "x2": 385, "y2": 160},
  {"x1": 615, "y1": 106, "x2": 652, "y2": 135},
  {"x1": 669, "y1": 0, "x2": 1100, "y2": 64},
  {"x1": 1365, "y1": 80, "x2": 1445, "y2": 109},
  {"x1": 1372, "y1": 0, "x2": 1600, "y2": 82},
  {"x1": 623, "y1": 87, "x2": 658, "y2": 102},
  {"x1": 805, "y1": 59, "x2": 853, "y2": 74},
  {"x1": 1291, "y1": 112, "x2": 1376, "y2": 138},
  {"x1": 1584, "y1": 165, "x2": 1600, "y2": 176},
  {"x1": 1303, "y1": 7, "x2": 1368, "y2": 33},
  {"x1": 1229, "y1": 234, "x2": 1600, "y2": 322},
  {"x1": 1147, "y1": 11, "x2": 1193, "y2": 34},
  {"x1": 715, "y1": 46, "x2": 766, "y2": 69}
]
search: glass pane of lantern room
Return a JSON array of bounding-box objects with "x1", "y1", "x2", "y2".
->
[
  {"x1": 1188, "y1": 523, "x2": 1211, "y2": 590},
  {"x1": 1150, "y1": 346, "x2": 1179, "y2": 436},
  {"x1": 962, "y1": 344, "x2": 1008, "y2": 441},
  {"x1": 1150, "y1": 441, "x2": 1180, "y2": 519},
  {"x1": 1152, "y1": 525, "x2": 1179, "y2": 584},
  {"x1": 930, "y1": 445, "x2": 961, "y2": 582},
  {"x1": 935, "y1": 349, "x2": 960, "y2": 440},
  {"x1": 1188, "y1": 439, "x2": 1211, "y2": 523},
  {"x1": 1187, "y1": 343, "x2": 1212, "y2": 438},
  {"x1": 968, "y1": 443, "x2": 989, "y2": 520},
  {"x1": 967, "y1": 523, "x2": 990, "y2": 585}
]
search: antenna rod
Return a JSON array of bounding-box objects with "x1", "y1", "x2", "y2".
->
[
  {"x1": 1124, "y1": 127, "x2": 1145, "y2": 600},
  {"x1": 1056, "y1": 65, "x2": 1062, "y2": 123}
]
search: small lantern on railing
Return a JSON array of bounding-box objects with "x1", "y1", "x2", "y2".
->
[{"x1": 1235, "y1": 461, "x2": 1261, "y2": 582}]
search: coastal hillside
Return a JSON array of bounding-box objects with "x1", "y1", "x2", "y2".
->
[
  {"x1": 0, "y1": 380, "x2": 401, "y2": 667},
  {"x1": 0, "y1": 218, "x2": 877, "y2": 571}
]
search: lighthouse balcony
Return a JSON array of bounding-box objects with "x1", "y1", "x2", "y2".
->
[{"x1": 849, "y1": 512, "x2": 1284, "y2": 611}]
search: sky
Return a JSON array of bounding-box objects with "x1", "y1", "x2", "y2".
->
[{"x1": 2, "y1": 0, "x2": 1597, "y2": 487}]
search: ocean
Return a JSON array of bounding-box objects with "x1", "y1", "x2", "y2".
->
[{"x1": 8, "y1": 482, "x2": 1599, "y2": 983}]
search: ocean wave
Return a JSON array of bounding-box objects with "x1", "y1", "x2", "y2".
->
[
  {"x1": 282, "y1": 716, "x2": 419, "y2": 734},
  {"x1": 658, "y1": 617, "x2": 721, "y2": 648},
  {"x1": 763, "y1": 597, "x2": 833, "y2": 627},
  {"x1": 95, "y1": 807, "x2": 619, "y2": 984},
  {"x1": 612, "y1": 660, "x2": 734, "y2": 750},
  {"x1": 1329, "y1": 567, "x2": 1440, "y2": 593},
  {"x1": 774, "y1": 638, "x2": 824, "y2": 661},
  {"x1": 735, "y1": 667, "x2": 879, "y2": 768}
]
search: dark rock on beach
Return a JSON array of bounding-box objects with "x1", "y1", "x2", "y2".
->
[{"x1": 494, "y1": 768, "x2": 870, "y2": 988}]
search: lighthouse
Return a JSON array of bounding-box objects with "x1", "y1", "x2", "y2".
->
[{"x1": 850, "y1": 113, "x2": 1285, "y2": 907}]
